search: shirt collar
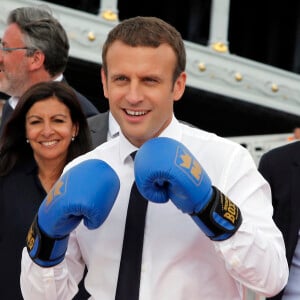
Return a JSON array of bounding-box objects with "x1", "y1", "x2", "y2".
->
[
  {"x1": 118, "y1": 114, "x2": 181, "y2": 163},
  {"x1": 159, "y1": 114, "x2": 182, "y2": 141},
  {"x1": 8, "y1": 74, "x2": 64, "y2": 109},
  {"x1": 119, "y1": 132, "x2": 139, "y2": 164},
  {"x1": 53, "y1": 74, "x2": 63, "y2": 82},
  {"x1": 8, "y1": 96, "x2": 19, "y2": 109},
  {"x1": 108, "y1": 112, "x2": 120, "y2": 139}
]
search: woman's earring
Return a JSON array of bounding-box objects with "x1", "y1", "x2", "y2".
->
[
  {"x1": 71, "y1": 136, "x2": 75, "y2": 141},
  {"x1": 26, "y1": 139, "x2": 29, "y2": 143}
]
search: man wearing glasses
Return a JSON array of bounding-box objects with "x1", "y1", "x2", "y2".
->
[{"x1": 0, "y1": 6, "x2": 99, "y2": 136}]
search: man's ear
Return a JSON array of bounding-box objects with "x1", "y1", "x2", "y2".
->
[
  {"x1": 28, "y1": 50, "x2": 45, "y2": 71},
  {"x1": 101, "y1": 68, "x2": 108, "y2": 99},
  {"x1": 173, "y1": 71, "x2": 187, "y2": 102}
]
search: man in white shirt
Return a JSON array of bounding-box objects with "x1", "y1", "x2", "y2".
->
[{"x1": 21, "y1": 16, "x2": 288, "y2": 300}]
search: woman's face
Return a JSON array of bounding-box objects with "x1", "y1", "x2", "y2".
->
[{"x1": 25, "y1": 96, "x2": 77, "y2": 164}]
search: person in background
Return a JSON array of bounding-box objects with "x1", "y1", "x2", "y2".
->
[
  {"x1": 259, "y1": 141, "x2": 300, "y2": 300},
  {"x1": 292, "y1": 127, "x2": 300, "y2": 140},
  {"x1": 21, "y1": 16, "x2": 288, "y2": 299},
  {"x1": 88, "y1": 110, "x2": 121, "y2": 148},
  {"x1": 0, "y1": 81, "x2": 92, "y2": 300},
  {"x1": 0, "y1": 6, "x2": 99, "y2": 136}
]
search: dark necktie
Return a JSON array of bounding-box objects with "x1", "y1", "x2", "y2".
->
[{"x1": 115, "y1": 152, "x2": 148, "y2": 300}]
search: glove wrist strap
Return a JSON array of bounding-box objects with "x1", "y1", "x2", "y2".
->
[
  {"x1": 191, "y1": 187, "x2": 242, "y2": 241},
  {"x1": 26, "y1": 215, "x2": 69, "y2": 267}
]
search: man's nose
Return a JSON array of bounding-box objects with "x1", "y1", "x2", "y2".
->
[{"x1": 125, "y1": 82, "x2": 144, "y2": 104}]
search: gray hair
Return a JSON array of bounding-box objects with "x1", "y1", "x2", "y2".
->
[{"x1": 7, "y1": 6, "x2": 69, "y2": 76}]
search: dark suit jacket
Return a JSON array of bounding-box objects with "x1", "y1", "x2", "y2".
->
[
  {"x1": 0, "y1": 84, "x2": 99, "y2": 137},
  {"x1": 258, "y1": 141, "x2": 300, "y2": 300},
  {"x1": 0, "y1": 158, "x2": 46, "y2": 299},
  {"x1": 87, "y1": 111, "x2": 110, "y2": 148}
]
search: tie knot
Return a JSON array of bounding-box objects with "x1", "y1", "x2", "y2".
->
[{"x1": 130, "y1": 151, "x2": 137, "y2": 160}]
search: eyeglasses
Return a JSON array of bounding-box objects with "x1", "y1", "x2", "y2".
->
[{"x1": 0, "y1": 38, "x2": 35, "y2": 53}]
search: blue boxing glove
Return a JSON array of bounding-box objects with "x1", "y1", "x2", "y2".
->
[
  {"x1": 26, "y1": 159, "x2": 120, "y2": 267},
  {"x1": 134, "y1": 137, "x2": 242, "y2": 241}
]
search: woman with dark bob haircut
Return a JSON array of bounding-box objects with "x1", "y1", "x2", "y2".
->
[
  {"x1": 0, "y1": 81, "x2": 92, "y2": 299},
  {"x1": 0, "y1": 81, "x2": 92, "y2": 175}
]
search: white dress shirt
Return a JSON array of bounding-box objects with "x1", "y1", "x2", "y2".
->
[
  {"x1": 21, "y1": 116, "x2": 288, "y2": 300},
  {"x1": 108, "y1": 112, "x2": 120, "y2": 140},
  {"x1": 8, "y1": 96, "x2": 19, "y2": 109}
]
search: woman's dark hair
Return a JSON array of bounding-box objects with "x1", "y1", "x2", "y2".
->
[{"x1": 0, "y1": 81, "x2": 92, "y2": 175}]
